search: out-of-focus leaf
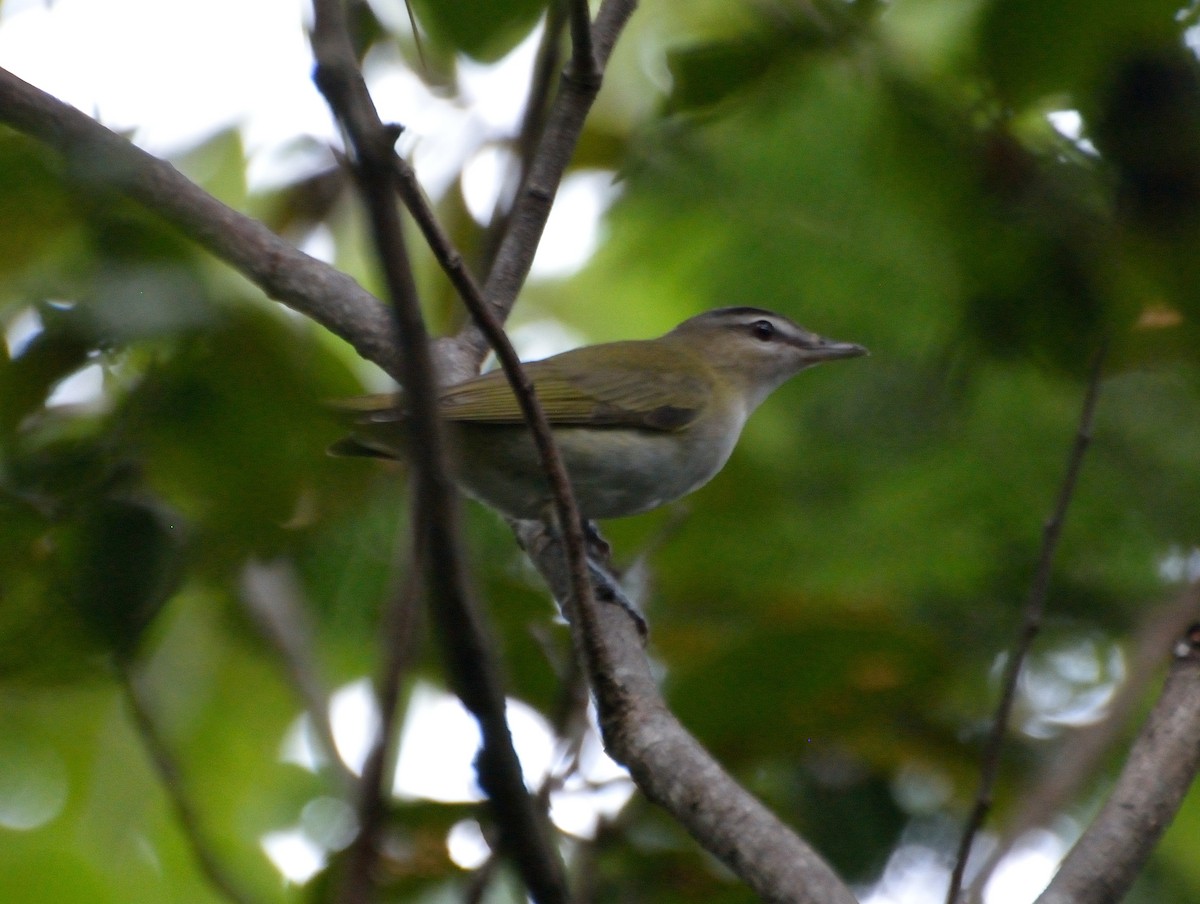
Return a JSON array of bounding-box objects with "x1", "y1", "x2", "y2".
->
[
  {"x1": 258, "y1": 161, "x2": 348, "y2": 238},
  {"x1": 979, "y1": 0, "x2": 1180, "y2": 108},
  {"x1": 0, "y1": 307, "x2": 92, "y2": 438},
  {"x1": 1092, "y1": 45, "x2": 1200, "y2": 235},
  {"x1": 408, "y1": 0, "x2": 545, "y2": 61},
  {"x1": 125, "y1": 303, "x2": 361, "y2": 570},
  {"x1": 348, "y1": 0, "x2": 388, "y2": 60},
  {"x1": 666, "y1": 34, "x2": 791, "y2": 114},
  {"x1": 57, "y1": 496, "x2": 186, "y2": 659},
  {"x1": 0, "y1": 131, "x2": 76, "y2": 283},
  {"x1": 664, "y1": 3, "x2": 864, "y2": 115},
  {"x1": 170, "y1": 127, "x2": 248, "y2": 210}
]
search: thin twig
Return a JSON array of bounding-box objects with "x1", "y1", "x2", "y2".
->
[
  {"x1": 945, "y1": 347, "x2": 1107, "y2": 904},
  {"x1": 1035, "y1": 624, "x2": 1200, "y2": 904},
  {"x1": 478, "y1": 4, "x2": 568, "y2": 277},
  {"x1": 465, "y1": 0, "x2": 638, "y2": 359},
  {"x1": 566, "y1": 0, "x2": 600, "y2": 86},
  {"x1": 962, "y1": 582, "x2": 1200, "y2": 901},
  {"x1": 337, "y1": 560, "x2": 422, "y2": 904},
  {"x1": 400, "y1": 0, "x2": 428, "y2": 73},
  {"x1": 515, "y1": 522, "x2": 859, "y2": 904},
  {"x1": 387, "y1": 127, "x2": 607, "y2": 713},
  {"x1": 239, "y1": 560, "x2": 358, "y2": 794},
  {"x1": 0, "y1": 66, "x2": 402, "y2": 378},
  {"x1": 309, "y1": 4, "x2": 570, "y2": 903},
  {"x1": 117, "y1": 661, "x2": 262, "y2": 904},
  {"x1": 378, "y1": 9, "x2": 637, "y2": 889}
]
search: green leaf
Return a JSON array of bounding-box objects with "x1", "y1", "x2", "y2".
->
[
  {"x1": 979, "y1": 0, "x2": 1181, "y2": 107},
  {"x1": 409, "y1": 0, "x2": 546, "y2": 61}
]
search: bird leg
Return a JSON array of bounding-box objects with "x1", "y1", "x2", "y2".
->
[
  {"x1": 580, "y1": 521, "x2": 648, "y2": 637},
  {"x1": 513, "y1": 517, "x2": 648, "y2": 638},
  {"x1": 585, "y1": 553, "x2": 648, "y2": 639}
]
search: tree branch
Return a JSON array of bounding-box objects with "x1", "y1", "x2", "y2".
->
[
  {"x1": 946, "y1": 348, "x2": 1106, "y2": 904},
  {"x1": 1034, "y1": 624, "x2": 1200, "y2": 904},
  {"x1": 515, "y1": 523, "x2": 859, "y2": 904},
  {"x1": 477, "y1": 3, "x2": 567, "y2": 279},
  {"x1": 434, "y1": 6, "x2": 855, "y2": 896},
  {"x1": 566, "y1": 0, "x2": 600, "y2": 86},
  {"x1": 337, "y1": 561, "x2": 422, "y2": 904},
  {"x1": 0, "y1": 66, "x2": 402, "y2": 378},
  {"x1": 309, "y1": 5, "x2": 570, "y2": 904},
  {"x1": 963, "y1": 583, "x2": 1200, "y2": 901},
  {"x1": 461, "y1": 0, "x2": 638, "y2": 361},
  {"x1": 239, "y1": 560, "x2": 358, "y2": 794}
]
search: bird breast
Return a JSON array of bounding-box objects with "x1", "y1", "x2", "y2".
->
[{"x1": 449, "y1": 406, "x2": 747, "y2": 521}]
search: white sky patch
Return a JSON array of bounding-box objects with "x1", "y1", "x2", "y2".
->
[
  {"x1": 298, "y1": 224, "x2": 338, "y2": 266},
  {"x1": 983, "y1": 830, "x2": 1068, "y2": 904},
  {"x1": 1159, "y1": 544, "x2": 1200, "y2": 583},
  {"x1": 279, "y1": 714, "x2": 325, "y2": 773},
  {"x1": 859, "y1": 842, "x2": 950, "y2": 904},
  {"x1": 462, "y1": 143, "x2": 521, "y2": 224},
  {"x1": 261, "y1": 828, "x2": 327, "y2": 885},
  {"x1": 1046, "y1": 109, "x2": 1098, "y2": 156},
  {"x1": 393, "y1": 683, "x2": 487, "y2": 802},
  {"x1": 329, "y1": 678, "x2": 381, "y2": 776},
  {"x1": 458, "y1": 27, "x2": 541, "y2": 132},
  {"x1": 531, "y1": 170, "x2": 621, "y2": 279},
  {"x1": 4, "y1": 306, "x2": 43, "y2": 358},
  {"x1": 392, "y1": 682, "x2": 555, "y2": 801},
  {"x1": 446, "y1": 818, "x2": 492, "y2": 869},
  {"x1": 45, "y1": 362, "x2": 105, "y2": 408},
  {"x1": 0, "y1": 2, "x2": 610, "y2": 279}
]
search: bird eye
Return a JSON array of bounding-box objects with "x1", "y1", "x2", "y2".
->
[{"x1": 751, "y1": 319, "x2": 775, "y2": 341}]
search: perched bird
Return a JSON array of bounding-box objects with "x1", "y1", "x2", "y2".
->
[{"x1": 333, "y1": 306, "x2": 867, "y2": 521}]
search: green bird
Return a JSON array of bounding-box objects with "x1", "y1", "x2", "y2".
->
[{"x1": 334, "y1": 306, "x2": 866, "y2": 521}]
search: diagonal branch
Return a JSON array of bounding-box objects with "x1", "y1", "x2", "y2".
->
[
  {"x1": 516, "y1": 522, "x2": 859, "y2": 904},
  {"x1": 1034, "y1": 624, "x2": 1200, "y2": 904},
  {"x1": 0, "y1": 66, "x2": 402, "y2": 378},
  {"x1": 118, "y1": 661, "x2": 262, "y2": 904},
  {"x1": 946, "y1": 347, "x2": 1107, "y2": 904},
  {"x1": 309, "y1": 4, "x2": 570, "y2": 904},
  {"x1": 566, "y1": 0, "x2": 600, "y2": 85},
  {"x1": 385, "y1": 113, "x2": 608, "y2": 778},
  {"x1": 239, "y1": 560, "x2": 358, "y2": 794},
  {"x1": 962, "y1": 583, "x2": 1200, "y2": 901},
  {"x1": 461, "y1": 0, "x2": 638, "y2": 361},
  {"x1": 477, "y1": 3, "x2": 567, "y2": 279},
  {"x1": 337, "y1": 559, "x2": 422, "y2": 904}
]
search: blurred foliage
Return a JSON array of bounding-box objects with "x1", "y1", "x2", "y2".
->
[{"x1": 3, "y1": 0, "x2": 1200, "y2": 902}]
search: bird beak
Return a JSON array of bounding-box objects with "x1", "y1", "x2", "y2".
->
[{"x1": 805, "y1": 340, "x2": 869, "y2": 362}]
